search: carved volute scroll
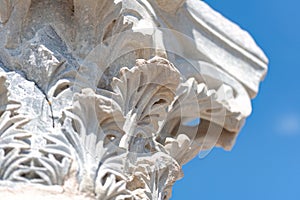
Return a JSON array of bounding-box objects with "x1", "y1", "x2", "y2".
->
[{"x1": 0, "y1": 0, "x2": 268, "y2": 199}]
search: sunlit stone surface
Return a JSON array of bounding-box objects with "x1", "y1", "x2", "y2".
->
[{"x1": 0, "y1": 0, "x2": 268, "y2": 199}]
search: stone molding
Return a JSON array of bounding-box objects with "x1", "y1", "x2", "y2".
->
[{"x1": 0, "y1": 0, "x2": 268, "y2": 199}]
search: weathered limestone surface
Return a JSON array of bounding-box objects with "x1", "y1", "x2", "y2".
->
[{"x1": 0, "y1": 0, "x2": 268, "y2": 199}]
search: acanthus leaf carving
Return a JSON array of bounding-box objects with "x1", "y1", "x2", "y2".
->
[
  {"x1": 0, "y1": 72, "x2": 73, "y2": 186},
  {"x1": 158, "y1": 76, "x2": 244, "y2": 164},
  {"x1": 61, "y1": 56, "x2": 183, "y2": 199},
  {"x1": 108, "y1": 57, "x2": 180, "y2": 150},
  {"x1": 0, "y1": 0, "x2": 268, "y2": 199}
]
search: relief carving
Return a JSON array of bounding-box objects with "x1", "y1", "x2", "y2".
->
[{"x1": 0, "y1": 0, "x2": 268, "y2": 199}]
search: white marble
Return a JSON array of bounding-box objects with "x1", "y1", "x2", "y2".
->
[{"x1": 0, "y1": 0, "x2": 268, "y2": 199}]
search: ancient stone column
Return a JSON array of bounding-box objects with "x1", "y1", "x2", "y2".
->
[{"x1": 0, "y1": 0, "x2": 268, "y2": 199}]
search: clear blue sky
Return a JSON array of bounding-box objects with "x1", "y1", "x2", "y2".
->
[{"x1": 172, "y1": 0, "x2": 300, "y2": 199}]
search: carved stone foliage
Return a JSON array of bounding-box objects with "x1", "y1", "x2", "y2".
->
[
  {"x1": 0, "y1": 73, "x2": 72, "y2": 185},
  {"x1": 62, "y1": 57, "x2": 182, "y2": 199},
  {"x1": 0, "y1": 0, "x2": 268, "y2": 199}
]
